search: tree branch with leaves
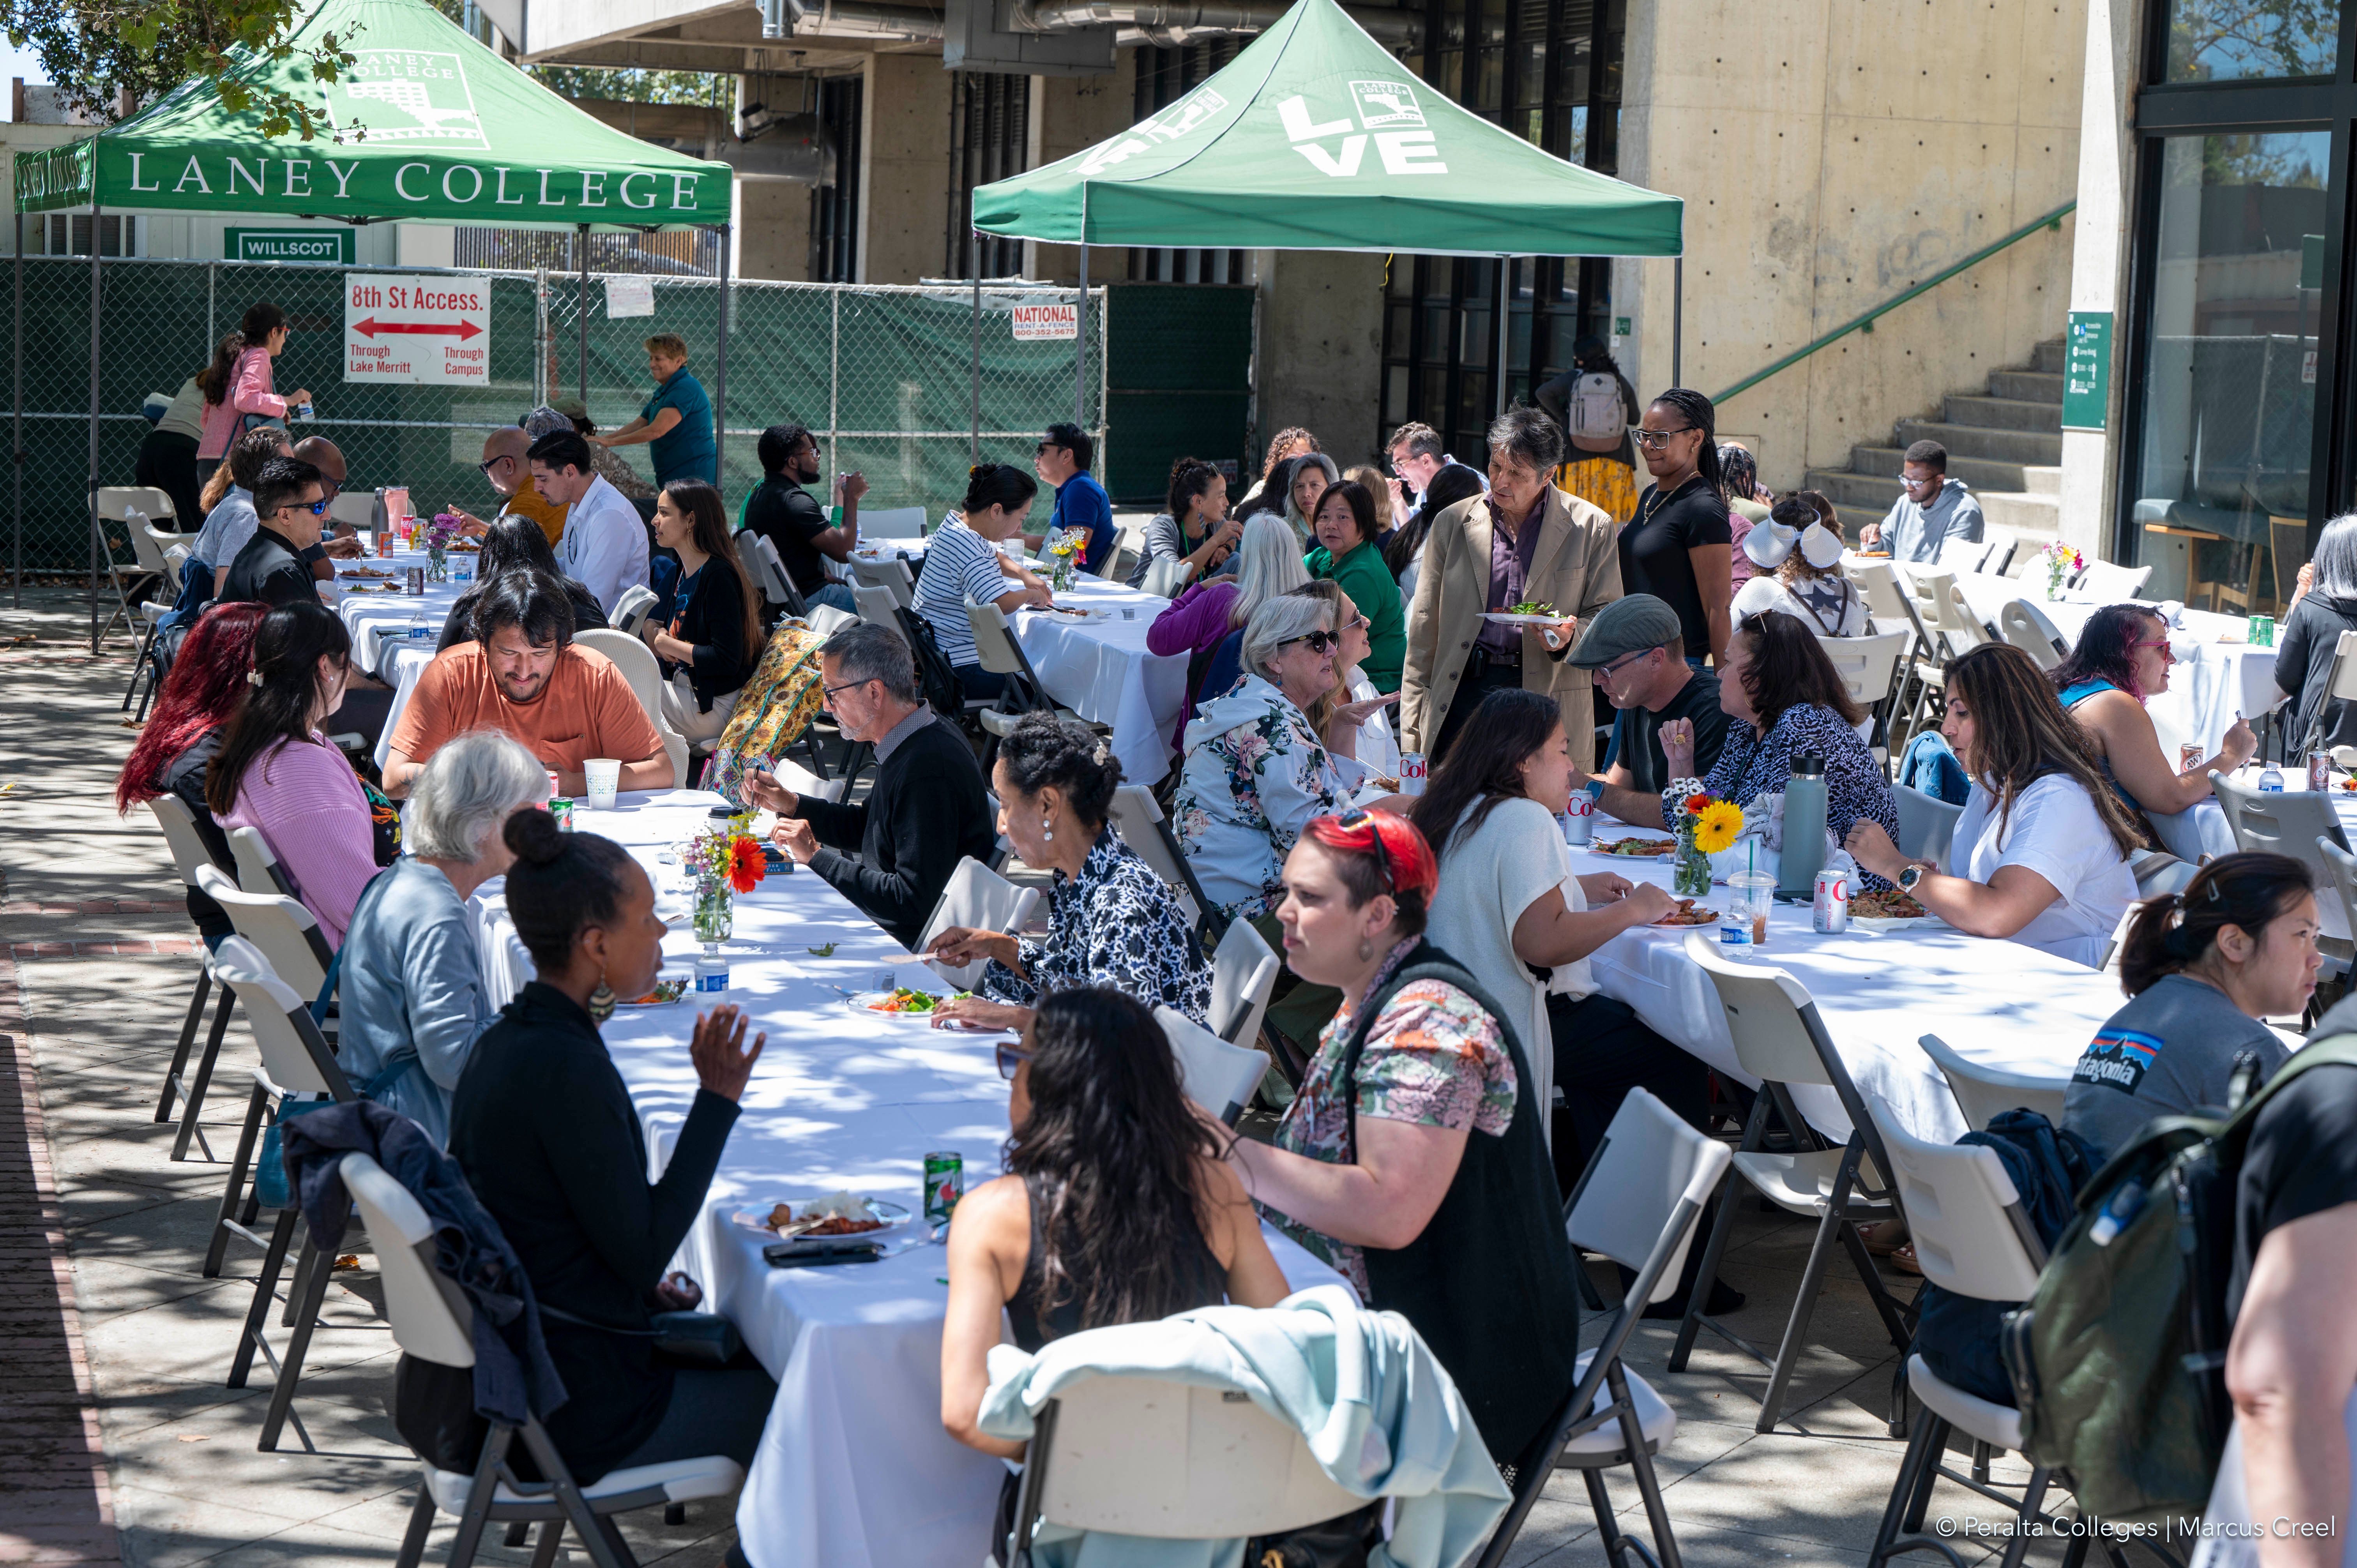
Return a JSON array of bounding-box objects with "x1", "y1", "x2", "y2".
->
[{"x1": 4, "y1": 0, "x2": 362, "y2": 139}]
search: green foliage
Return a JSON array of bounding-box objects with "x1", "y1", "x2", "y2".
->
[
  {"x1": 526, "y1": 65, "x2": 734, "y2": 108},
  {"x1": 3, "y1": 0, "x2": 362, "y2": 139}
]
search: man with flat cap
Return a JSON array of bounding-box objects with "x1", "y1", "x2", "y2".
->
[{"x1": 1552, "y1": 593, "x2": 1731, "y2": 826}]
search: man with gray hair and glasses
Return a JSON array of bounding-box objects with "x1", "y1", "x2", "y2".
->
[{"x1": 742, "y1": 623, "x2": 997, "y2": 946}]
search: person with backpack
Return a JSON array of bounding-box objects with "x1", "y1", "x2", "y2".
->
[
  {"x1": 912, "y1": 463, "x2": 1053, "y2": 703},
  {"x1": 1537, "y1": 336, "x2": 1642, "y2": 526},
  {"x1": 2063, "y1": 852, "x2": 2321, "y2": 1158}
]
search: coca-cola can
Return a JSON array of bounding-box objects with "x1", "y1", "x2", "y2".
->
[
  {"x1": 1562, "y1": 793, "x2": 1595, "y2": 846},
  {"x1": 1813, "y1": 869, "x2": 1850, "y2": 934},
  {"x1": 1398, "y1": 751, "x2": 1428, "y2": 796},
  {"x1": 2310, "y1": 751, "x2": 2333, "y2": 792}
]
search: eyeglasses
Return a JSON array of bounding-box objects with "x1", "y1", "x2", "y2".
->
[
  {"x1": 820, "y1": 676, "x2": 877, "y2": 699},
  {"x1": 1631, "y1": 426, "x2": 1695, "y2": 449},
  {"x1": 1343, "y1": 611, "x2": 1370, "y2": 632},
  {"x1": 995, "y1": 1042, "x2": 1034, "y2": 1080},
  {"x1": 1595, "y1": 646, "x2": 1654, "y2": 682},
  {"x1": 1281, "y1": 630, "x2": 1341, "y2": 654},
  {"x1": 1334, "y1": 808, "x2": 1395, "y2": 889},
  {"x1": 477, "y1": 456, "x2": 513, "y2": 474},
  {"x1": 1898, "y1": 471, "x2": 1937, "y2": 489},
  {"x1": 2129, "y1": 636, "x2": 2175, "y2": 661}
]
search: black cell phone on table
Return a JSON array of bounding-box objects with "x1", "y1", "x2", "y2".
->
[{"x1": 764, "y1": 1238, "x2": 884, "y2": 1268}]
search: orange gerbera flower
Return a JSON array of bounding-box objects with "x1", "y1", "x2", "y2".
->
[{"x1": 728, "y1": 835, "x2": 766, "y2": 894}]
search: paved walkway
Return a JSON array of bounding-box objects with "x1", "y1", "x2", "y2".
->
[{"x1": 0, "y1": 584, "x2": 2062, "y2": 1566}]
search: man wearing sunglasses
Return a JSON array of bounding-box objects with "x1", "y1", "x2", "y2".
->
[{"x1": 222, "y1": 455, "x2": 334, "y2": 609}]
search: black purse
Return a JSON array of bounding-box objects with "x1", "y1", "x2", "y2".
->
[
  {"x1": 538, "y1": 1303, "x2": 745, "y2": 1368},
  {"x1": 1242, "y1": 1501, "x2": 1386, "y2": 1568}
]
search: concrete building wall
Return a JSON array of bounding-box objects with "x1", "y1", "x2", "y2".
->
[
  {"x1": 1255, "y1": 250, "x2": 1387, "y2": 468},
  {"x1": 1614, "y1": 0, "x2": 2082, "y2": 493},
  {"x1": 859, "y1": 51, "x2": 955, "y2": 284},
  {"x1": 739, "y1": 178, "x2": 815, "y2": 282},
  {"x1": 2058, "y1": 0, "x2": 2142, "y2": 566}
]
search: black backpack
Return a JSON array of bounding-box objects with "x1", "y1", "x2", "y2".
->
[{"x1": 896, "y1": 606, "x2": 967, "y2": 717}]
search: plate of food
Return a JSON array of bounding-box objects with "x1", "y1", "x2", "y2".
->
[
  {"x1": 1481, "y1": 601, "x2": 1562, "y2": 627},
  {"x1": 1595, "y1": 836, "x2": 1678, "y2": 857},
  {"x1": 446, "y1": 539, "x2": 481, "y2": 553},
  {"x1": 733, "y1": 1193, "x2": 913, "y2": 1253},
  {"x1": 620, "y1": 976, "x2": 689, "y2": 1005},
  {"x1": 848, "y1": 985, "x2": 967, "y2": 1016},
  {"x1": 1849, "y1": 888, "x2": 1939, "y2": 929},
  {"x1": 1653, "y1": 899, "x2": 1719, "y2": 927},
  {"x1": 340, "y1": 565, "x2": 393, "y2": 580}
]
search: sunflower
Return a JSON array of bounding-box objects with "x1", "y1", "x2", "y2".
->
[{"x1": 1691, "y1": 799, "x2": 1746, "y2": 855}]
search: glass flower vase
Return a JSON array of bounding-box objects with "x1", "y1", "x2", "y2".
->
[
  {"x1": 692, "y1": 878, "x2": 733, "y2": 944},
  {"x1": 1672, "y1": 826, "x2": 1712, "y2": 898},
  {"x1": 426, "y1": 545, "x2": 450, "y2": 584}
]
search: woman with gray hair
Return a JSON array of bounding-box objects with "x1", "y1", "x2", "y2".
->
[
  {"x1": 2277, "y1": 512, "x2": 2357, "y2": 753},
  {"x1": 1147, "y1": 512, "x2": 1311, "y2": 739},
  {"x1": 1172, "y1": 593, "x2": 1352, "y2": 927},
  {"x1": 332, "y1": 731, "x2": 550, "y2": 1145},
  {"x1": 1280, "y1": 452, "x2": 1341, "y2": 551}
]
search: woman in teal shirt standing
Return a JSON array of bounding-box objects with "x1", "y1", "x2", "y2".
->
[
  {"x1": 595, "y1": 331, "x2": 717, "y2": 487},
  {"x1": 1304, "y1": 479, "x2": 1404, "y2": 692}
]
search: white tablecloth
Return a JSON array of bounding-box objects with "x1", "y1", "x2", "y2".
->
[
  {"x1": 331, "y1": 548, "x2": 474, "y2": 676},
  {"x1": 1572, "y1": 824, "x2": 2122, "y2": 1146},
  {"x1": 466, "y1": 791, "x2": 1345, "y2": 1568},
  {"x1": 1009, "y1": 577, "x2": 1189, "y2": 786}
]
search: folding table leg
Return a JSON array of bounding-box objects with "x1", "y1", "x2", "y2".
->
[
  {"x1": 157, "y1": 968, "x2": 212, "y2": 1122},
  {"x1": 170, "y1": 986, "x2": 236, "y2": 1162}
]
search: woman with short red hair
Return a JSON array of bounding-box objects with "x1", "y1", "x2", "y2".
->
[{"x1": 1218, "y1": 809, "x2": 1581, "y2": 1471}]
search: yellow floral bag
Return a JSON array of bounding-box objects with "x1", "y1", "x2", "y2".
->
[{"x1": 702, "y1": 621, "x2": 830, "y2": 804}]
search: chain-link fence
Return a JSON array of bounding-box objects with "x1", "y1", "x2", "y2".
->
[{"x1": 4, "y1": 254, "x2": 1104, "y2": 576}]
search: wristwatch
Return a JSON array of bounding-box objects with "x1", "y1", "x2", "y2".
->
[
  {"x1": 1897, "y1": 864, "x2": 1926, "y2": 893},
  {"x1": 1580, "y1": 779, "x2": 1606, "y2": 804}
]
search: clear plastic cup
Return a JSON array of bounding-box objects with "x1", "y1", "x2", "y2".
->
[
  {"x1": 583, "y1": 758, "x2": 621, "y2": 810},
  {"x1": 1725, "y1": 871, "x2": 1777, "y2": 949}
]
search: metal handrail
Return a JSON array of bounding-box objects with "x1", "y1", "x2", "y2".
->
[{"x1": 1712, "y1": 200, "x2": 2076, "y2": 406}]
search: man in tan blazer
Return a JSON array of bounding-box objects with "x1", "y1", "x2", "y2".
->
[{"x1": 1400, "y1": 405, "x2": 1622, "y2": 770}]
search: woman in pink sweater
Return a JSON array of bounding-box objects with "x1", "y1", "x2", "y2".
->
[
  {"x1": 196, "y1": 303, "x2": 312, "y2": 468},
  {"x1": 207, "y1": 602, "x2": 378, "y2": 946},
  {"x1": 1145, "y1": 514, "x2": 1308, "y2": 740}
]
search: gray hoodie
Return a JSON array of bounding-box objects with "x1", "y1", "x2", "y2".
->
[{"x1": 1875, "y1": 477, "x2": 1984, "y2": 564}]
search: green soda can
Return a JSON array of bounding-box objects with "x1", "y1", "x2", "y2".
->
[{"x1": 923, "y1": 1151, "x2": 964, "y2": 1227}]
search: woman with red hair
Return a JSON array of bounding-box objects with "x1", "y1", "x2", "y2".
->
[
  {"x1": 1217, "y1": 808, "x2": 1582, "y2": 1472},
  {"x1": 115, "y1": 601, "x2": 267, "y2": 946}
]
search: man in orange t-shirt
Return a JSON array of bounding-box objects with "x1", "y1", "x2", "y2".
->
[{"x1": 382, "y1": 572, "x2": 672, "y2": 798}]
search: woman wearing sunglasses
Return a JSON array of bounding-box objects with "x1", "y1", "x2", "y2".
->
[
  {"x1": 2051, "y1": 604, "x2": 2254, "y2": 856},
  {"x1": 1173, "y1": 594, "x2": 1354, "y2": 930},
  {"x1": 1290, "y1": 580, "x2": 1401, "y2": 791},
  {"x1": 1217, "y1": 808, "x2": 1583, "y2": 1472},
  {"x1": 926, "y1": 713, "x2": 1211, "y2": 1033},
  {"x1": 942, "y1": 988, "x2": 1289, "y2": 1489}
]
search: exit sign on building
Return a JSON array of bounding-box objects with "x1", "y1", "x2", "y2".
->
[{"x1": 226, "y1": 228, "x2": 357, "y2": 266}]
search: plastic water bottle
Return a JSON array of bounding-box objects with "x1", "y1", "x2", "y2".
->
[
  {"x1": 2259, "y1": 760, "x2": 2286, "y2": 793},
  {"x1": 407, "y1": 607, "x2": 430, "y2": 641},
  {"x1": 695, "y1": 944, "x2": 729, "y2": 994}
]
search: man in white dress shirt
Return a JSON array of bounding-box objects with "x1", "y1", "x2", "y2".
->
[{"x1": 527, "y1": 427, "x2": 648, "y2": 614}]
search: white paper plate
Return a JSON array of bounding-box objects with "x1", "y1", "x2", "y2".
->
[
  {"x1": 1480, "y1": 612, "x2": 1562, "y2": 626},
  {"x1": 731, "y1": 1197, "x2": 913, "y2": 1253}
]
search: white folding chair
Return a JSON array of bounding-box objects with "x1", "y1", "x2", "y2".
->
[
  {"x1": 1979, "y1": 525, "x2": 2020, "y2": 578},
  {"x1": 574, "y1": 628, "x2": 691, "y2": 789},
  {"x1": 1140, "y1": 557, "x2": 1192, "y2": 599},
  {"x1": 917, "y1": 857, "x2": 1042, "y2": 990},
  {"x1": 1936, "y1": 577, "x2": 1993, "y2": 655},
  {"x1": 2067, "y1": 558, "x2": 2153, "y2": 603},
  {"x1": 610, "y1": 583, "x2": 660, "y2": 638},
  {"x1": 145, "y1": 798, "x2": 239, "y2": 1146},
  {"x1": 349, "y1": 1153, "x2": 744, "y2": 1568},
  {"x1": 1997, "y1": 599, "x2": 2062, "y2": 671},
  {"x1": 1917, "y1": 1032, "x2": 2068, "y2": 1131},
  {"x1": 1669, "y1": 934, "x2": 1914, "y2": 1434},
  {"x1": 1893, "y1": 783, "x2": 1965, "y2": 864},
  {"x1": 1209, "y1": 917, "x2": 1281, "y2": 1054},
  {"x1": 206, "y1": 936, "x2": 360, "y2": 1453},
  {"x1": 852, "y1": 583, "x2": 908, "y2": 645},
  {"x1": 856, "y1": 505, "x2": 928, "y2": 539},
  {"x1": 801, "y1": 602, "x2": 857, "y2": 638},
  {"x1": 229, "y1": 823, "x2": 302, "y2": 901},
  {"x1": 1153, "y1": 1005, "x2": 1269, "y2": 1126},
  {"x1": 850, "y1": 554, "x2": 917, "y2": 608},
  {"x1": 1105, "y1": 784, "x2": 1213, "y2": 938},
  {"x1": 2129, "y1": 847, "x2": 2199, "y2": 898},
  {"x1": 1862, "y1": 1096, "x2": 2064, "y2": 1568},
  {"x1": 965, "y1": 600, "x2": 1066, "y2": 715},
  {"x1": 1813, "y1": 628, "x2": 1909, "y2": 710},
  {"x1": 740, "y1": 533, "x2": 807, "y2": 619},
  {"x1": 94, "y1": 492, "x2": 174, "y2": 647},
  {"x1": 1000, "y1": 1367, "x2": 1368, "y2": 1566},
  {"x1": 326, "y1": 490, "x2": 377, "y2": 532},
  {"x1": 119, "y1": 520, "x2": 185, "y2": 711},
  {"x1": 1480, "y1": 1088, "x2": 1732, "y2": 1568},
  {"x1": 1852, "y1": 562, "x2": 1944, "y2": 754},
  {"x1": 1101, "y1": 542, "x2": 1140, "y2": 584},
  {"x1": 1935, "y1": 533, "x2": 1990, "y2": 572},
  {"x1": 2320, "y1": 840, "x2": 2357, "y2": 971},
  {"x1": 193, "y1": 864, "x2": 332, "y2": 1002},
  {"x1": 2211, "y1": 770, "x2": 2354, "y2": 948}
]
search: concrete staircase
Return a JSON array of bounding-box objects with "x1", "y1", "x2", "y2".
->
[{"x1": 1804, "y1": 338, "x2": 2064, "y2": 547}]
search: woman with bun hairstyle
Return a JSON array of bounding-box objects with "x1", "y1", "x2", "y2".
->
[
  {"x1": 1127, "y1": 456, "x2": 1242, "y2": 590},
  {"x1": 196, "y1": 303, "x2": 310, "y2": 468},
  {"x1": 425, "y1": 810, "x2": 770, "y2": 1485},
  {"x1": 928, "y1": 713, "x2": 1211, "y2": 1033},
  {"x1": 1218, "y1": 808, "x2": 1583, "y2": 1470},
  {"x1": 913, "y1": 462, "x2": 1052, "y2": 701},
  {"x1": 2062, "y1": 851, "x2": 2320, "y2": 1158}
]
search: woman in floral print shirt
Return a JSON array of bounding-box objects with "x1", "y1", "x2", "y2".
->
[
  {"x1": 1171, "y1": 595, "x2": 1353, "y2": 923},
  {"x1": 1219, "y1": 807, "x2": 1583, "y2": 1468},
  {"x1": 928, "y1": 714, "x2": 1210, "y2": 1033}
]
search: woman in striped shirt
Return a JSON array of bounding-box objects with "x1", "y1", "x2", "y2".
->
[{"x1": 913, "y1": 463, "x2": 1053, "y2": 701}]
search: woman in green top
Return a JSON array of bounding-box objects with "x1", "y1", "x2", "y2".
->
[
  {"x1": 595, "y1": 331, "x2": 716, "y2": 487},
  {"x1": 1304, "y1": 480, "x2": 1404, "y2": 692}
]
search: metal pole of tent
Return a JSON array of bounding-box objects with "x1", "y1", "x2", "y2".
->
[
  {"x1": 12, "y1": 211, "x2": 21, "y2": 609},
  {"x1": 970, "y1": 239, "x2": 980, "y2": 466},
  {"x1": 1671, "y1": 256, "x2": 1683, "y2": 388},
  {"x1": 87, "y1": 198, "x2": 101, "y2": 653},
  {"x1": 713, "y1": 222, "x2": 731, "y2": 482},
  {"x1": 1494, "y1": 258, "x2": 1511, "y2": 418},
  {"x1": 577, "y1": 224, "x2": 590, "y2": 404},
  {"x1": 1073, "y1": 244, "x2": 1087, "y2": 426}
]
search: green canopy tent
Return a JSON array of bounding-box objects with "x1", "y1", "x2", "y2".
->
[
  {"x1": 968, "y1": 0, "x2": 1683, "y2": 452},
  {"x1": 10, "y1": 0, "x2": 734, "y2": 639}
]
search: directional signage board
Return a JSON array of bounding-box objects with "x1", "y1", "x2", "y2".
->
[{"x1": 343, "y1": 272, "x2": 491, "y2": 386}]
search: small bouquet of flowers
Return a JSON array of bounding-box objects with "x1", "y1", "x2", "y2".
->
[
  {"x1": 1044, "y1": 528, "x2": 1085, "y2": 592},
  {"x1": 423, "y1": 512, "x2": 465, "y2": 583},
  {"x1": 689, "y1": 815, "x2": 767, "y2": 943},
  {"x1": 1663, "y1": 779, "x2": 1746, "y2": 897},
  {"x1": 2039, "y1": 540, "x2": 2085, "y2": 600}
]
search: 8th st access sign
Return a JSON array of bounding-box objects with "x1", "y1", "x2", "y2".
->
[{"x1": 343, "y1": 273, "x2": 491, "y2": 387}]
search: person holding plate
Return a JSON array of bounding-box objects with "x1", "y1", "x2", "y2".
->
[{"x1": 926, "y1": 714, "x2": 1210, "y2": 1032}]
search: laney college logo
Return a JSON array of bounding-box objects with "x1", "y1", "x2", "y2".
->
[
  {"x1": 1277, "y1": 79, "x2": 1446, "y2": 178},
  {"x1": 326, "y1": 52, "x2": 487, "y2": 147},
  {"x1": 1076, "y1": 85, "x2": 1230, "y2": 177}
]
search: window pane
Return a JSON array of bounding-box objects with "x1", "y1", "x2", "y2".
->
[
  {"x1": 2131, "y1": 131, "x2": 2328, "y2": 615},
  {"x1": 2163, "y1": 0, "x2": 2338, "y2": 82}
]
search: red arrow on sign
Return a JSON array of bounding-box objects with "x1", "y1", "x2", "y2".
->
[{"x1": 353, "y1": 317, "x2": 482, "y2": 341}]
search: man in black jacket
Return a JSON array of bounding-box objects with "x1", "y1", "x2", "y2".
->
[
  {"x1": 744, "y1": 623, "x2": 996, "y2": 947},
  {"x1": 222, "y1": 456, "x2": 329, "y2": 608}
]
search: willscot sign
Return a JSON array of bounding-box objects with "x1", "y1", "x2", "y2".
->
[{"x1": 344, "y1": 274, "x2": 491, "y2": 386}]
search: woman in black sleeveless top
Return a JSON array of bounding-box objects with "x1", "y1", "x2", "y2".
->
[
  {"x1": 940, "y1": 987, "x2": 1290, "y2": 1459},
  {"x1": 1220, "y1": 809, "x2": 1583, "y2": 1472}
]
